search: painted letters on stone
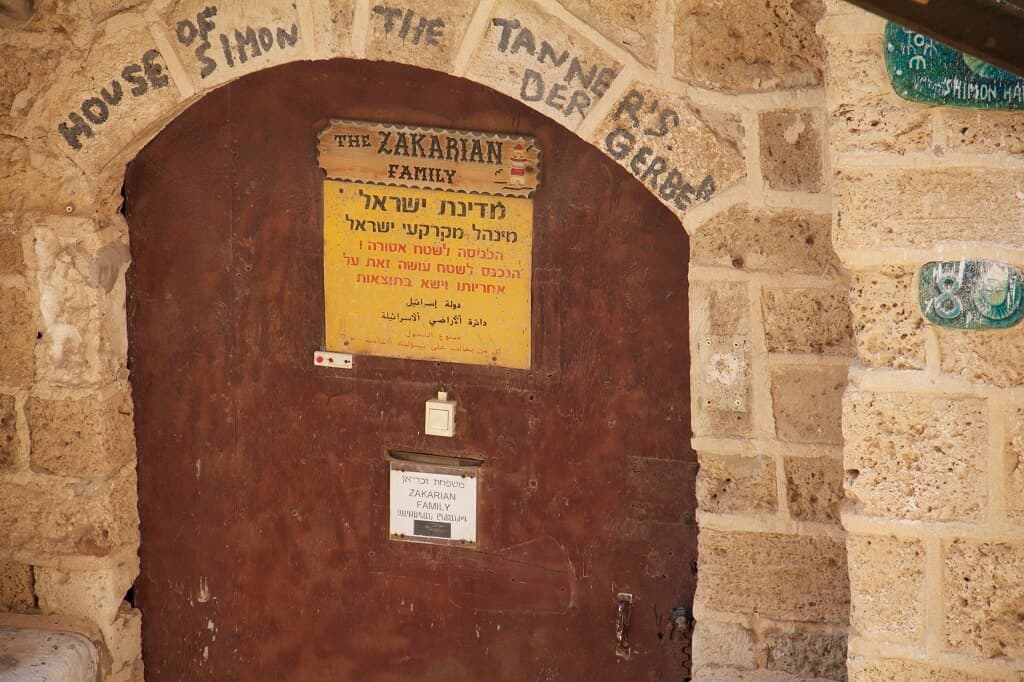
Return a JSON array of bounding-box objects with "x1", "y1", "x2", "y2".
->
[
  {"x1": 319, "y1": 121, "x2": 539, "y2": 369},
  {"x1": 919, "y1": 260, "x2": 1024, "y2": 329},
  {"x1": 885, "y1": 22, "x2": 1024, "y2": 109}
]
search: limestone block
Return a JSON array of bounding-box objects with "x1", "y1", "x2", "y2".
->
[
  {"x1": 693, "y1": 281, "x2": 750, "y2": 337},
  {"x1": 0, "y1": 137, "x2": 95, "y2": 217},
  {"x1": 0, "y1": 628, "x2": 98, "y2": 682},
  {"x1": 937, "y1": 109, "x2": 1024, "y2": 156},
  {"x1": 1006, "y1": 405, "x2": 1024, "y2": 518},
  {"x1": 938, "y1": 328, "x2": 1024, "y2": 389},
  {"x1": 849, "y1": 268, "x2": 925, "y2": 369},
  {"x1": 844, "y1": 392, "x2": 986, "y2": 521},
  {"x1": 103, "y1": 604, "x2": 142, "y2": 678},
  {"x1": 695, "y1": 529, "x2": 849, "y2": 624},
  {"x1": 466, "y1": 0, "x2": 623, "y2": 131},
  {"x1": 0, "y1": 395, "x2": 16, "y2": 472},
  {"x1": 588, "y1": 80, "x2": 746, "y2": 217},
  {"x1": 308, "y1": 0, "x2": 354, "y2": 58},
  {"x1": 0, "y1": 561, "x2": 34, "y2": 613},
  {"x1": 159, "y1": 1, "x2": 309, "y2": 93},
  {"x1": 691, "y1": 281, "x2": 752, "y2": 438},
  {"x1": 784, "y1": 455, "x2": 843, "y2": 523},
  {"x1": 558, "y1": 0, "x2": 660, "y2": 67},
  {"x1": 0, "y1": 33, "x2": 71, "y2": 137},
  {"x1": 847, "y1": 534, "x2": 924, "y2": 643},
  {"x1": 35, "y1": 561, "x2": 136, "y2": 632},
  {"x1": 762, "y1": 287, "x2": 852, "y2": 355},
  {"x1": 692, "y1": 667, "x2": 803, "y2": 681},
  {"x1": 848, "y1": 657, "x2": 1002, "y2": 682},
  {"x1": 821, "y1": 32, "x2": 933, "y2": 155},
  {"x1": 0, "y1": 467, "x2": 139, "y2": 558},
  {"x1": 23, "y1": 13, "x2": 188, "y2": 174},
  {"x1": 760, "y1": 626, "x2": 847, "y2": 680},
  {"x1": 944, "y1": 539, "x2": 1024, "y2": 658},
  {"x1": 759, "y1": 109, "x2": 823, "y2": 193},
  {"x1": 771, "y1": 364, "x2": 846, "y2": 444},
  {"x1": 32, "y1": 222, "x2": 130, "y2": 388},
  {"x1": 0, "y1": 286, "x2": 36, "y2": 386},
  {"x1": 674, "y1": 0, "x2": 825, "y2": 93},
  {"x1": 692, "y1": 618, "x2": 757, "y2": 670},
  {"x1": 365, "y1": 0, "x2": 477, "y2": 72},
  {"x1": 696, "y1": 452, "x2": 777, "y2": 514},
  {"x1": 835, "y1": 167, "x2": 1024, "y2": 251},
  {"x1": 691, "y1": 206, "x2": 839, "y2": 276},
  {"x1": 0, "y1": 218, "x2": 26, "y2": 276},
  {"x1": 27, "y1": 390, "x2": 135, "y2": 478}
]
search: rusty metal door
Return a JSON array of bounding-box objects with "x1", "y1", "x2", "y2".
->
[{"x1": 125, "y1": 59, "x2": 696, "y2": 681}]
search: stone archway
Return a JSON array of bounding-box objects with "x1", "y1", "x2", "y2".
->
[{"x1": 1, "y1": 2, "x2": 851, "y2": 680}]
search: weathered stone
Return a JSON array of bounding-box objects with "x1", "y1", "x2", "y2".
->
[
  {"x1": 784, "y1": 455, "x2": 843, "y2": 523},
  {"x1": 0, "y1": 39, "x2": 67, "y2": 136},
  {"x1": 675, "y1": 0, "x2": 825, "y2": 93},
  {"x1": 692, "y1": 619, "x2": 756, "y2": 671},
  {"x1": 938, "y1": 328, "x2": 1024, "y2": 388},
  {"x1": 33, "y1": 224, "x2": 128, "y2": 388},
  {"x1": 365, "y1": 0, "x2": 476, "y2": 72},
  {"x1": 693, "y1": 281, "x2": 749, "y2": 337},
  {"x1": 759, "y1": 109, "x2": 823, "y2": 192},
  {"x1": 589, "y1": 80, "x2": 746, "y2": 217},
  {"x1": 0, "y1": 137, "x2": 95, "y2": 217},
  {"x1": 0, "y1": 287, "x2": 35, "y2": 386},
  {"x1": 692, "y1": 398, "x2": 753, "y2": 439},
  {"x1": 820, "y1": 30, "x2": 933, "y2": 155},
  {"x1": 27, "y1": 390, "x2": 134, "y2": 478},
  {"x1": 691, "y1": 206, "x2": 840, "y2": 276},
  {"x1": 1007, "y1": 405, "x2": 1024, "y2": 519},
  {"x1": 0, "y1": 220, "x2": 25, "y2": 276},
  {"x1": 159, "y1": 1, "x2": 308, "y2": 93},
  {"x1": 944, "y1": 539, "x2": 1024, "y2": 658},
  {"x1": 835, "y1": 167, "x2": 1024, "y2": 251},
  {"x1": 763, "y1": 287, "x2": 852, "y2": 355},
  {"x1": 847, "y1": 657, "x2": 1001, "y2": 682},
  {"x1": 0, "y1": 628, "x2": 98, "y2": 681},
  {"x1": 937, "y1": 109, "x2": 1024, "y2": 155},
  {"x1": 849, "y1": 268, "x2": 925, "y2": 369},
  {"x1": 466, "y1": 0, "x2": 623, "y2": 130},
  {"x1": 559, "y1": 0, "x2": 660, "y2": 67},
  {"x1": 847, "y1": 535, "x2": 924, "y2": 643},
  {"x1": 0, "y1": 467, "x2": 138, "y2": 558},
  {"x1": 771, "y1": 364, "x2": 846, "y2": 444},
  {"x1": 314, "y1": 0, "x2": 355, "y2": 57},
  {"x1": 760, "y1": 627, "x2": 847, "y2": 680},
  {"x1": 696, "y1": 529, "x2": 848, "y2": 623},
  {"x1": 27, "y1": 13, "x2": 188, "y2": 174},
  {"x1": 0, "y1": 395, "x2": 17, "y2": 472},
  {"x1": 0, "y1": 561, "x2": 34, "y2": 612},
  {"x1": 844, "y1": 392, "x2": 986, "y2": 521},
  {"x1": 696, "y1": 453, "x2": 776, "y2": 514}
]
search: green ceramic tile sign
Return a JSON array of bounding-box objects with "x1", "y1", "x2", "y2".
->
[
  {"x1": 885, "y1": 22, "x2": 1024, "y2": 109},
  {"x1": 919, "y1": 261, "x2": 1024, "y2": 330}
]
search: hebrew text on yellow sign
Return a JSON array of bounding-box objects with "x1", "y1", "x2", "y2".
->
[{"x1": 324, "y1": 181, "x2": 533, "y2": 368}]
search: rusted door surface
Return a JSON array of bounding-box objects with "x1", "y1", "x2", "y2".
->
[{"x1": 125, "y1": 59, "x2": 696, "y2": 681}]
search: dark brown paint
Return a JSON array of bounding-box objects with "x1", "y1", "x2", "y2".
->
[{"x1": 125, "y1": 59, "x2": 696, "y2": 681}]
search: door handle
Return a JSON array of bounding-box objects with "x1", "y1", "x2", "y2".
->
[{"x1": 615, "y1": 592, "x2": 632, "y2": 659}]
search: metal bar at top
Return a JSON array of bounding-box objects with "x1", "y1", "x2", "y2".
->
[{"x1": 844, "y1": 0, "x2": 1024, "y2": 78}]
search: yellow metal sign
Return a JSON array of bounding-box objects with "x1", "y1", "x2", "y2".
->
[{"x1": 324, "y1": 181, "x2": 533, "y2": 368}]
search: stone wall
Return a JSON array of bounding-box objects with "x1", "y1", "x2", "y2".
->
[
  {"x1": 0, "y1": 0, "x2": 876, "y2": 680},
  {"x1": 821, "y1": 3, "x2": 1024, "y2": 681}
]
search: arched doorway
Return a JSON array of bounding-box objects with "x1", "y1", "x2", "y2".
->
[{"x1": 124, "y1": 58, "x2": 695, "y2": 680}]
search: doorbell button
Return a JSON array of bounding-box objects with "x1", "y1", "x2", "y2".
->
[{"x1": 425, "y1": 391, "x2": 456, "y2": 437}]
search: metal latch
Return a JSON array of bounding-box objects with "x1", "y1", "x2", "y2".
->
[{"x1": 615, "y1": 592, "x2": 633, "y2": 659}]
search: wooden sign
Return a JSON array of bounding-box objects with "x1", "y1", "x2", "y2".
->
[
  {"x1": 320, "y1": 121, "x2": 538, "y2": 369},
  {"x1": 885, "y1": 22, "x2": 1024, "y2": 110},
  {"x1": 318, "y1": 120, "x2": 541, "y2": 197}
]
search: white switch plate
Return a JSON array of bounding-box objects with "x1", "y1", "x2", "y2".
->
[
  {"x1": 313, "y1": 350, "x2": 353, "y2": 369},
  {"x1": 425, "y1": 392, "x2": 456, "y2": 437}
]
